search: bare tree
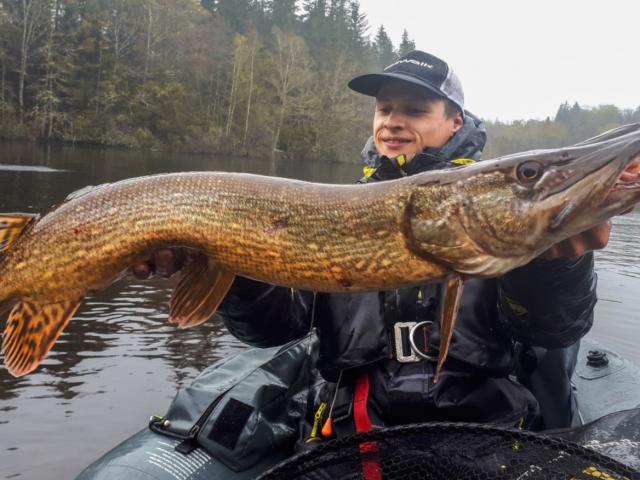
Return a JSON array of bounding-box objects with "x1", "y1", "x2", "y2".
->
[
  {"x1": 266, "y1": 27, "x2": 313, "y2": 157},
  {"x1": 242, "y1": 31, "x2": 261, "y2": 149},
  {"x1": 225, "y1": 33, "x2": 246, "y2": 138},
  {"x1": 109, "y1": 0, "x2": 138, "y2": 76},
  {"x1": 16, "y1": 0, "x2": 45, "y2": 123},
  {"x1": 38, "y1": 0, "x2": 59, "y2": 136},
  {"x1": 0, "y1": 5, "x2": 9, "y2": 123}
]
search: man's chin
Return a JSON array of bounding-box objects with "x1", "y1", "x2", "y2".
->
[{"x1": 377, "y1": 146, "x2": 418, "y2": 160}]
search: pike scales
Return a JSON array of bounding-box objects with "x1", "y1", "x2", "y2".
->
[
  {"x1": 2, "y1": 173, "x2": 446, "y2": 299},
  {"x1": 1, "y1": 123, "x2": 640, "y2": 378}
]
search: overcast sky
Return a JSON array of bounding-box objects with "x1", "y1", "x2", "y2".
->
[{"x1": 358, "y1": 0, "x2": 640, "y2": 121}]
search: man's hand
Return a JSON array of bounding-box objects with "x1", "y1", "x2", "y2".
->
[
  {"x1": 131, "y1": 248, "x2": 187, "y2": 279},
  {"x1": 541, "y1": 222, "x2": 611, "y2": 260}
]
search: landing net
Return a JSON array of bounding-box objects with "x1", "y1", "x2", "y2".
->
[{"x1": 258, "y1": 422, "x2": 639, "y2": 479}]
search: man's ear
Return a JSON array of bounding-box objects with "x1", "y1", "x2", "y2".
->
[{"x1": 452, "y1": 112, "x2": 464, "y2": 134}]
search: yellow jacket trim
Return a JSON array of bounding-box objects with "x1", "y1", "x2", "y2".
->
[
  {"x1": 363, "y1": 166, "x2": 377, "y2": 178},
  {"x1": 451, "y1": 158, "x2": 476, "y2": 165}
]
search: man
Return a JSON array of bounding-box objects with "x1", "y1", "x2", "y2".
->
[{"x1": 134, "y1": 50, "x2": 614, "y2": 433}]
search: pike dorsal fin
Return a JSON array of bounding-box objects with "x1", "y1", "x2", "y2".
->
[
  {"x1": 64, "y1": 183, "x2": 109, "y2": 202},
  {"x1": 1, "y1": 298, "x2": 82, "y2": 377},
  {"x1": 0, "y1": 214, "x2": 38, "y2": 253},
  {"x1": 169, "y1": 256, "x2": 235, "y2": 328}
]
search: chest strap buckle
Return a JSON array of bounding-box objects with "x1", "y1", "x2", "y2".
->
[{"x1": 393, "y1": 321, "x2": 437, "y2": 363}]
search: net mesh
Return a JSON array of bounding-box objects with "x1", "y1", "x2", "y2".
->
[{"x1": 258, "y1": 422, "x2": 639, "y2": 480}]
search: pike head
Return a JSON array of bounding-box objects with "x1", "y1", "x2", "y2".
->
[{"x1": 407, "y1": 124, "x2": 640, "y2": 276}]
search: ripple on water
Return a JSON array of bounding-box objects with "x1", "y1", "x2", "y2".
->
[{"x1": 0, "y1": 163, "x2": 67, "y2": 172}]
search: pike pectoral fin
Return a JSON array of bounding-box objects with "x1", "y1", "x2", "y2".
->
[
  {"x1": 2, "y1": 298, "x2": 82, "y2": 377},
  {"x1": 169, "y1": 257, "x2": 235, "y2": 328},
  {"x1": 0, "y1": 214, "x2": 38, "y2": 253},
  {"x1": 434, "y1": 274, "x2": 465, "y2": 384}
]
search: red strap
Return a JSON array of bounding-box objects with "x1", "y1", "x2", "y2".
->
[
  {"x1": 354, "y1": 372, "x2": 373, "y2": 433},
  {"x1": 354, "y1": 372, "x2": 382, "y2": 480}
]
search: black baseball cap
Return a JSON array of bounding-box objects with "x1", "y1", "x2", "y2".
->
[{"x1": 348, "y1": 50, "x2": 465, "y2": 114}]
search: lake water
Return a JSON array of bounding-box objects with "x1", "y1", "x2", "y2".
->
[{"x1": 0, "y1": 141, "x2": 639, "y2": 479}]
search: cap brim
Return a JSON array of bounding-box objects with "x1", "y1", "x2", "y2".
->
[{"x1": 348, "y1": 72, "x2": 446, "y2": 100}]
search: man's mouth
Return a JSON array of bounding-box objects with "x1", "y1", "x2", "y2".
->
[{"x1": 381, "y1": 137, "x2": 412, "y2": 149}]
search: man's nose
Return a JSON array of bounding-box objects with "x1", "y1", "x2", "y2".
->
[{"x1": 384, "y1": 109, "x2": 405, "y2": 129}]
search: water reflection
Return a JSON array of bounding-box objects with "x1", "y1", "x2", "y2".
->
[
  {"x1": 0, "y1": 140, "x2": 638, "y2": 479},
  {"x1": 0, "y1": 164, "x2": 66, "y2": 172}
]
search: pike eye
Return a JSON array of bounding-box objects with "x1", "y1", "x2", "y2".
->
[{"x1": 516, "y1": 162, "x2": 543, "y2": 185}]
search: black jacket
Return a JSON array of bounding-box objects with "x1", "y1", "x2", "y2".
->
[{"x1": 217, "y1": 113, "x2": 597, "y2": 427}]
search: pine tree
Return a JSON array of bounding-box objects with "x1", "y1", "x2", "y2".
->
[
  {"x1": 555, "y1": 101, "x2": 571, "y2": 123},
  {"x1": 300, "y1": 0, "x2": 328, "y2": 53},
  {"x1": 268, "y1": 0, "x2": 298, "y2": 31},
  {"x1": 374, "y1": 25, "x2": 395, "y2": 69},
  {"x1": 346, "y1": 1, "x2": 368, "y2": 50},
  {"x1": 398, "y1": 29, "x2": 415, "y2": 56},
  {"x1": 208, "y1": 0, "x2": 253, "y2": 32},
  {"x1": 328, "y1": 0, "x2": 347, "y2": 23}
]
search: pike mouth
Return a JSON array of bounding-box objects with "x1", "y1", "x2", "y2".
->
[
  {"x1": 607, "y1": 154, "x2": 640, "y2": 195},
  {"x1": 604, "y1": 167, "x2": 640, "y2": 212},
  {"x1": 549, "y1": 153, "x2": 640, "y2": 232},
  {"x1": 612, "y1": 159, "x2": 640, "y2": 191},
  {"x1": 613, "y1": 180, "x2": 640, "y2": 190}
]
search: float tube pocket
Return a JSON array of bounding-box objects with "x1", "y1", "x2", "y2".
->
[{"x1": 150, "y1": 333, "x2": 319, "y2": 472}]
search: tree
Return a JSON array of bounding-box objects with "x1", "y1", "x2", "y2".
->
[
  {"x1": 241, "y1": 30, "x2": 261, "y2": 149},
  {"x1": 209, "y1": 0, "x2": 253, "y2": 32},
  {"x1": 177, "y1": 10, "x2": 231, "y2": 132},
  {"x1": 265, "y1": 27, "x2": 313, "y2": 157},
  {"x1": 0, "y1": 4, "x2": 11, "y2": 123},
  {"x1": 268, "y1": 0, "x2": 298, "y2": 31},
  {"x1": 11, "y1": 0, "x2": 46, "y2": 123},
  {"x1": 373, "y1": 25, "x2": 395, "y2": 69},
  {"x1": 398, "y1": 29, "x2": 415, "y2": 56},
  {"x1": 106, "y1": 0, "x2": 139, "y2": 76},
  {"x1": 300, "y1": 0, "x2": 328, "y2": 53},
  {"x1": 34, "y1": 0, "x2": 67, "y2": 138},
  {"x1": 346, "y1": 1, "x2": 368, "y2": 51}
]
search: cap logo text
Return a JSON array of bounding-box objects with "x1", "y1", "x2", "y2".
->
[{"x1": 384, "y1": 58, "x2": 434, "y2": 71}]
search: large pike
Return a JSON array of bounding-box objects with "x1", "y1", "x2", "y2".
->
[{"x1": 2, "y1": 124, "x2": 640, "y2": 379}]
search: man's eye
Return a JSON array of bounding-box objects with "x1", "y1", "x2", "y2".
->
[
  {"x1": 408, "y1": 109, "x2": 427, "y2": 115},
  {"x1": 378, "y1": 107, "x2": 391, "y2": 114}
]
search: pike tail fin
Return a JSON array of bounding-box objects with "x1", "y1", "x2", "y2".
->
[
  {"x1": 1, "y1": 298, "x2": 82, "y2": 377},
  {"x1": 0, "y1": 213, "x2": 38, "y2": 254}
]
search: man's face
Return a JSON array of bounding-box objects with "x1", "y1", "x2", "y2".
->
[{"x1": 373, "y1": 81, "x2": 463, "y2": 160}]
